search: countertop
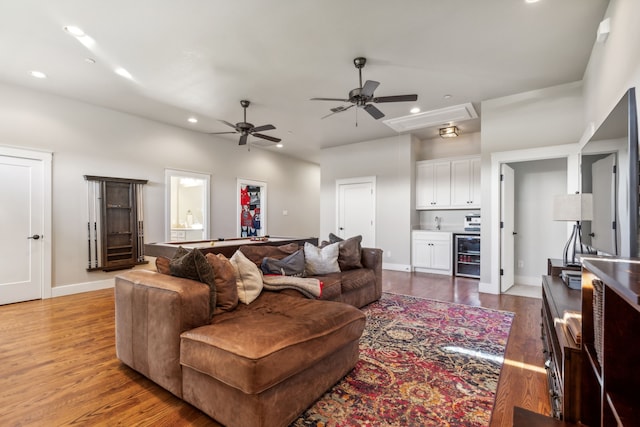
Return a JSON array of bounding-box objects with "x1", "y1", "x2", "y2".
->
[{"x1": 413, "y1": 228, "x2": 480, "y2": 235}]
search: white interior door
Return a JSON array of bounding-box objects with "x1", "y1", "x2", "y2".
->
[
  {"x1": 500, "y1": 164, "x2": 515, "y2": 293},
  {"x1": 0, "y1": 155, "x2": 45, "y2": 304},
  {"x1": 591, "y1": 154, "x2": 617, "y2": 255},
  {"x1": 337, "y1": 177, "x2": 376, "y2": 247}
]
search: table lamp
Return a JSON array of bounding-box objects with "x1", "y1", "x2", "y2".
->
[{"x1": 553, "y1": 193, "x2": 593, "y2": 266}]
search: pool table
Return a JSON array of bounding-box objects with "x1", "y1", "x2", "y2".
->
[{"x1": 144, "y1": 236, "x2": 318, "y2": 259}]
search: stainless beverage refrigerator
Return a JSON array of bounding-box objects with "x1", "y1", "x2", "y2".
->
[{"x1": 454, "y1": 234, "x2": 480, "y2": 278}]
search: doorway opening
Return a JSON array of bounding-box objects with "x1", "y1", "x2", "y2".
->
[{"x1": 165, "y1": 169, "x2": 210, "y2": 242}]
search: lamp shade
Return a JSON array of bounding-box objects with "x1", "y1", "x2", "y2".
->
[{"x1": 553, "y1": 193, "x2": 593, "y2": 221}]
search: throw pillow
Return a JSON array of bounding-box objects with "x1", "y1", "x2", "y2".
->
[
  {"x1": 261, "y1": 249, "x2": 305, "y2": 277},
  {"x1": 230, "y1": 250, "x2": 264, "y2": 304},
  {"x1": 169, "y1": 247, "x2": 217, "y2": 319},
  {"x1": 328, "y1": 232, "x2": 343, "y2": 243},
  {"x1": 337, "y1": 235, "x2": 363, "y2": 271},
  {"x1": 155, "y1": 256, "x2": 171, "y2": 275},
  {"x1": 239, "y1": 243, "x2": 299, "y2": 266},
  {"x1": 205, "y1": 253, "x2": 239, "y2": 314},
  {"x1": 303, "y1": 242, "x2": 340, "y2": 275}
]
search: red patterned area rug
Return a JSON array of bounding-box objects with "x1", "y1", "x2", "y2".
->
[{"x1": 292, "y1": 292, "x2": 514, "y2": 427}]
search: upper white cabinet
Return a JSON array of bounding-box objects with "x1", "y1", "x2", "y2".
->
[
  {"x1": 416, "y1": 160, "x2": 451, "y2": 209},
  {"x1": 451, "y1": 157, "x2": 481, "y2": 208},
  {"x1": 416, "y1": 156, "x2": 480, "y2": 210}
]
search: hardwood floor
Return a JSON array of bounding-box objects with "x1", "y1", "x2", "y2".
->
[{"x1": 0, "y1": 270, "x2": 550, "y2": 426}]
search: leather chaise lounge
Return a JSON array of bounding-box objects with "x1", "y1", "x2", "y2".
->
[{"x1": 114, "y1": 244, "x2": 382, "y2": 426}]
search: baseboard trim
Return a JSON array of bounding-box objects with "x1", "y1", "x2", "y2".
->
[
  {"x1": 383, "y1": 263, "x2": 411, "y2": 272},
  {"x1": 51, "y1": 278, "x2": 115, "y2": 298},
  {"x1": 479, "y1": 281, "x2": 499, "y2": 294},
  {"x1": 514, "y1": 275, "x2": 541, "y2": 287}
]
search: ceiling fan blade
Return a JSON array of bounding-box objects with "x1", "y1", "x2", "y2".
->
[
  {"x1": 361, "y1": 80, "x2": 380, "y2": 98},
  {"x1": 219, "y1": 119, "x2": 238, "y2": 129},
  {"x1": 253, "y1": 133, "x2": 281, "y2": 143},
  {"x1": 239, "y1": 134, "x2": 248, "y2": 146},
  {"x1": 321, "y1": 104, "x2": 355, "y2": 119},
  {"x1": 310, "y1": 97, "x2": 350, "y2": 102},
  {"x1": 373, "y1": 94, "x2": 418, "y2": 103},
  {"x1": 209, "y1": 131, "x2": 238, "y2": 135},
  {"x1": 363, "y1": 104, "x2": 385, "y2": 120},
  {"x1": 252, "y1": 124, "x2": 276, "y2": 133}
]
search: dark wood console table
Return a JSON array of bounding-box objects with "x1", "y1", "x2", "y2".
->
[{"x1": 541, "y1": 273, "x2": 582, "y2": 422}]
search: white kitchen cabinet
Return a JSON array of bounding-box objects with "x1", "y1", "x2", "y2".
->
[
  {"x1": 416, "y1": 160, "x2": 451, "y2": 209},
  {"x1": 412, "y1": 231, "x2": 452, "y2": 275},
  {"x1": 451, "y1": 157, "x2": 481, "y2": 208}
]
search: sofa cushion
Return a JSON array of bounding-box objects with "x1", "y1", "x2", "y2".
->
[
  {"x1": 340, "y1": 268, "x2": 376, "y2": 294},
  {"x1": 304, "y1": 242, "x2": 340, "y2": 275},
  {"x1": 155, "y1": 256, "x2": 171, "y2": 274},
  {"x1": 179, "y1": 292, "x2": 366, "y2": 395},
  {"x1": 206, "y1": 253, "x2": 239, "y2": 314},
  {"x1": 310, "y1": 272, "x2": 342, "y2": 301},
  {"x1": 170, "y1": 247, "x2": 216, "y2": 319},
  {"x1": 261, "y1": 249, "x2": 305, "y2": 277},
  {"x1": 329, "y1": 233, "x2": 363, "y2": 271},
  {"x1": 239, "y1": 243, "x2": 299, "y2": 266},
  {"x1": 230, "y1": 250, "x2": 263, "y2": 304}
]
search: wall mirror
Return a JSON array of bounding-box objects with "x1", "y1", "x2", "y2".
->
[
  {"x1": 165, "y1": 169, "x2": 210, "y2": 242},
  {"x1": 580, "y1": 88, "x2": 638, "y2": 257}
]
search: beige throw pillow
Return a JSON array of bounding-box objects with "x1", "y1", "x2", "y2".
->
[
  {"x1": 304, "y1": 242, "x2": 340, "y2": 275},
  {"x1": 230, "y1": 250, "x2": 264, "y2": 304}
]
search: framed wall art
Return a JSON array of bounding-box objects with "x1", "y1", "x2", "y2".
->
[{"x1": 237, "y1": 179, "x2": 266, "y2": 237}]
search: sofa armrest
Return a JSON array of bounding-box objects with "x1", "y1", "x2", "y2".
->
[
  {"x1": 361, "y1": 247, "x2": 383, "y2": 301},
  {"x1": 115, "y1": 270, "x2": 210, "y2": 397}
]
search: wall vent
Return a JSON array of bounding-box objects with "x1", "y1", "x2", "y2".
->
[{"x1": 382, "y1": 102, "x2": 478, "y2": 133}]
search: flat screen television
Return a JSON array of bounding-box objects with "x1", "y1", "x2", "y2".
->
[{"x1": 580, "y1": 88, "x2": 638, "y2": 257}]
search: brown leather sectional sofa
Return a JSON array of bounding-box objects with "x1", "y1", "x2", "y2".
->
[{"x1": 114, "y1": 245, "x2": 382, "y2": 427}]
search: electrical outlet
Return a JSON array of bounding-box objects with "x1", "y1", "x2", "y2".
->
[
  {"x1": 517, "y1": 260, "x2": 524, "y2": 269},
  {"x1": 386, "y1": 251, "x2": 392, "y2": 258},
  {"x1": 282, "y1": 209, "x2": 288, "y2": 216}
]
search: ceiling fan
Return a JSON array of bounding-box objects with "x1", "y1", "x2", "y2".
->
[
  {"x1": 210, "y1": 100, "x2": 281, "y2": 146},
  {"x1": 311, "y1": 57, "x2": 418, "y2": 120}
]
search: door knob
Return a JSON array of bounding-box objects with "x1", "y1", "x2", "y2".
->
[
  {"x1": 28, "y1": 234, "x2": 42, "y2": 240},
  {"x1": 339, "y1": 227, "x2": 344, "y2": 231},
  {"x1": 589, "y1": 232, "x2": 595, "y2": 237},
  {"x1": 512, "y1": 232, "x2": 518, "y2": 235}
]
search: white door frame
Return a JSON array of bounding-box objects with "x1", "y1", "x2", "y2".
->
[
  {"x1": 0, "y1": 145, "x2": 52, "y2": 300},
  {"x1": 487, "y1": 144, "x2": 579, "y2": 295},
  {"x1": 335, "y1": 176, "x2": 376, "y2": 245}
]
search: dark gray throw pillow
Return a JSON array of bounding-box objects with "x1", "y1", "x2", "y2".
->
[
  {"x1": 261, "y1": 249, "x2": 306, "y2": 277},
  {"x1": 170, "y1": 247, "x2": 217, "y2": 319},
  {"x1": 328, "y1": 233, "x2": 363, "y2": 271}
]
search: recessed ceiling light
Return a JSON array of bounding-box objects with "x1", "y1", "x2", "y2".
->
[
  {"x1": 276, "y1": 143, "x2": 284, "y2": 148},
  {"x1": 30, "y1": 70, "x2": 47, "y2": 79},
  {"x1": 188, "y1": 117, "x2": 198, "y2": 124},
  {"x1": 114, "y1": 67, "x2": 133, "y2": 80},
  {"x1": 64, "y1": 25, "x2": 86, "y2": 37},
  {"x1": 525, "y1": 0, "x2": 540, "y2": 3},
  {"x1": 443, "y1": 94, "x2": 452, "y2": 100},
  {"x1": 410, "y1": 107, "x2": 421, "y2": 114},
  {"x1": 85, "y1": 58, "x2": 96, "y2": 64}
]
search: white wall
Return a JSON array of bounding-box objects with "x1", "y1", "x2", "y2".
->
[
  {"x1": 0, "y1": 82, "x2": 320, "y2": 293},
  {"x1": 583, "y1": 0, "x2": 640, "y2": 134},
  {"x1": 511, "y1": 158, "x2": 568, "y2": 286},
  {"x1": 480, "y1": 82, "x2": 584, "y2": 293},
  {"x1": 320, "y1": 134, "x2": 416, "y2": 270},
  {"x1": 416, "y1": 131, "x2": 481, "y2": 161}
]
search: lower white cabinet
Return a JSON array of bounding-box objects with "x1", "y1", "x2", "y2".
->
[{"x1": 412, "y1": 231, "x2": 452, "y2": 275}]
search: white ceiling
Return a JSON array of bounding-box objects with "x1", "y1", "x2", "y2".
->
[{"x1": 0, "y1": 0, "x2": 608, "y2": 163}]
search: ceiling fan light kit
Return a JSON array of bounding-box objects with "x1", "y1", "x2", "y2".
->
[{"x1": 311, "y1": 57, "x2": 418, "y2": 121}]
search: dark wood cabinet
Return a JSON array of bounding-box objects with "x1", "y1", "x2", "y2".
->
[
  {"x1": 541, "y1": 274, "x2": 582, "y2": 422},
  {"x1": 85, "y1": 175, "x2": 147, "y2": 271},
  {"x1": 580, "y1": 259, "x2": 640, "y2": 427}
]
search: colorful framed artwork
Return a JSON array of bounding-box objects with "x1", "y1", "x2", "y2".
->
[{"x1": 237, "y1": 179, "x2": 267, "y2": 237}]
